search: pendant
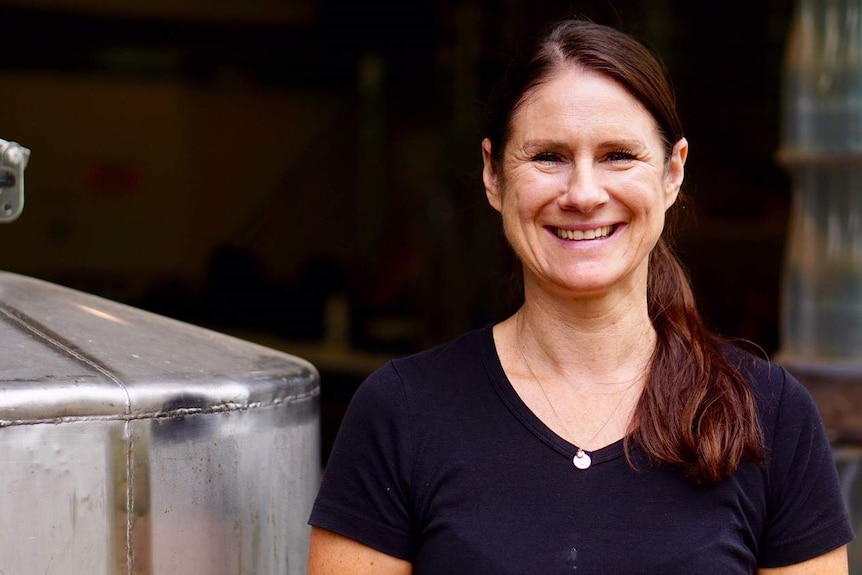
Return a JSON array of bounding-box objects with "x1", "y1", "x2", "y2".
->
[{"x1": 573, "y1": 449, "x2": 592, "y2": 470}]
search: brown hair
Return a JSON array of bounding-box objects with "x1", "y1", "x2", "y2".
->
[{"x1": 485, "y1": 19, "x2": 764, "y2": 483}]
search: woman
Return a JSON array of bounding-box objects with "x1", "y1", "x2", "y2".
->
[{"x1": 308, "y1": 19, "x2": 854, "y2": 574}]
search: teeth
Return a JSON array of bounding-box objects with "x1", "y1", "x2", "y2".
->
[{"x1": 556, "y1": 226, "x2": 613, "y2": 241}]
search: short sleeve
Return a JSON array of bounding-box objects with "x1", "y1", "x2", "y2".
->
[
  {"x1": 758, "y1": 367, "x2": 855, "y2": 567},
  {"x1": 308, "y1": 362, "x2": 415, "y2": 560}
]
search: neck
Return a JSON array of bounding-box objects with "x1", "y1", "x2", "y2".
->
[{"x1": 513, "y1": 283, "x2": 656, "y2": 389}]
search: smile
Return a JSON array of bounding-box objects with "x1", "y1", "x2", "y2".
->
[{"x1": 554, "y1": 225, "x2": 614, "y2": 241}]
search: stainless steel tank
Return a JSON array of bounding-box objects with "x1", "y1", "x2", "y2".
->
[{"x1": 0, "y1": 270, "x2": 320, "y2": 575}]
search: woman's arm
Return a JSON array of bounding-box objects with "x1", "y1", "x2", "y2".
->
[
  {"x1": 758, "y1": 545, "x2": 848, "y2": 575},
  {"x1": 308, "y1": 526, "x2": 413, "y2": 575}
]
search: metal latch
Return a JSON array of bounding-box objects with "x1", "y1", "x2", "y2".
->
[{"x1": 0, "y1": 138, "x2": 31, "y2": 222}]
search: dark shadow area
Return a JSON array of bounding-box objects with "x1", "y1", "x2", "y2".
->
[{"x1": 0, "y1": 0, "x2": 795, "y2": 460}]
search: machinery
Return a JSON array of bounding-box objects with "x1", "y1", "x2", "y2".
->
[{"x1": 0, "y1": 138, "x2": 320, "y2": 574}]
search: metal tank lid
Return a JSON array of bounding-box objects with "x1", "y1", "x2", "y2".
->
[{"x1": 0, "y1": 271, "x2": 319, "y2": 425}]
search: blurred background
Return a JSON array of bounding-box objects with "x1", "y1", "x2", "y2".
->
[{"x1": 0, "y1": 0, "x2": 795, "y2": 453}]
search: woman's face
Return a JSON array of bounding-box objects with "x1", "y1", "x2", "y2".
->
[{"x1": 482, "y1": 65, "x2": 687, "y2": 301}]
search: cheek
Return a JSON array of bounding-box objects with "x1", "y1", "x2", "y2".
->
[
  {"x1": 498, "y1": 193, "x2": 538, "y2": 247},
  {"x1": 502, "y1": 172, "x2": 558, "y2": 209},
  {"x1": 500, "y1": 192, "x2": 542, "y2": 236},
  {"x1": 500, "y1": 202, "x2": 527, "y2": 241},
  {"x1": 617, "y1": 174, "x2": 669, "y2": 212}
]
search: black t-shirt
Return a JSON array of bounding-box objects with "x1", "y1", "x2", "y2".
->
[{"x1": 309, "y1": 324, "x2": 854, "y2": 573}]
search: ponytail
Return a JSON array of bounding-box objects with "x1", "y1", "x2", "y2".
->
[{"x1": 628, "y1": 238, "x2": 765, "y2": 483}]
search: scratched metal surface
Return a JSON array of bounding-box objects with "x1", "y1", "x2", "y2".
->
[{"x1": 0, "y1": 271, "x2": 320, "y2": 575}]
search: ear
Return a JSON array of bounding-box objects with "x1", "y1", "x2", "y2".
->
[
  {"x1": 664, "y1": 137, "x2": 688, "y2": 209},
  {"x1": 482, "y1": 138, "x2": 503, "y2": 213}
]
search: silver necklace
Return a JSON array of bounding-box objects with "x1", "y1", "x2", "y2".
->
[{"x1": 516, "y1": 318, "x2": 639, "y2": 471}]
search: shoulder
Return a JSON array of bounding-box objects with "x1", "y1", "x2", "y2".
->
[
  {"x1": 370, "y1": 324, "x2": 495, "y2": 391},
  {"x1": 723, "y1": 345, "x2": 855, "y2": 564},
  {"x1": 721, "y1": 343, "x2": 819, "y2": 436},
  {"x1": 722, "y1": 343, "x2": 786, "y2": 397},
  {"x1": 350, "y1": 323, "x2": 497, "y2": 412},
  {"x1": 390, "y1": 324, "x2": 493, "y2": 375}
]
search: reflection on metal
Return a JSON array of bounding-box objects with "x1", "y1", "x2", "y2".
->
[
  {"x1": 778, "y1": 1, "x2": 862, "y2": 571},
  {"x1": 0, "y1": 271, "x2": 320, "y2": 574}
]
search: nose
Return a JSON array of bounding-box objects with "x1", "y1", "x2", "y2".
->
[{"x1": 559, "y1": 163, "x2": 609, "y2": 213}]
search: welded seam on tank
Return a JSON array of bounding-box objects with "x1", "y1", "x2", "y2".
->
[
  {"x1": 0, "y1": 304, "x2": 319, "y2": 574},
  {"x1": 0, "y1": 303, "x2": 138, "y2": 573},
  {"x1": 0, "y1": 305, "x2": 324, "y2": 421},
  {"x1": 0, "y1": 304, "x2": 133, "y2": 406},
  {"x1": 124, "y1": 419, "x2": 135, "y2": 575},
  {"x1": 0, "y1": 388, "x2": 320, "y2": 427}
]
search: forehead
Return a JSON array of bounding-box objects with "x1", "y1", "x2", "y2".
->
[{"x1": 511, "y1": 66, "x2": 661, "y2": 143}]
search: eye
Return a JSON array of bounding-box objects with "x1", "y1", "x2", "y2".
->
[
  {"x1": 532, "y1": 152, "x2": 563, "y2": 165},
  {"x1": 606, "y1": 149, "x2": 636, "y2": 163}
]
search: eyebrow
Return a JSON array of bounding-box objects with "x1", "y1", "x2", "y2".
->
[
  {"x1": 520, "y1": 139, "x2": 565, "y2": 151},
  {"x1": 521, "y1": 138, "x2": 647, "y2": 151}
]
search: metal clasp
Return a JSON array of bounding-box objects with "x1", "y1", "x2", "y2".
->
[{"x1": 0, "y1": 138, "x2": 31, "y2": 222}]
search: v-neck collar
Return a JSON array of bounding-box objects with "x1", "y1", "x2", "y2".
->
[{"x1": 478, "y1": 322, "x2": 630, "y2": 468}]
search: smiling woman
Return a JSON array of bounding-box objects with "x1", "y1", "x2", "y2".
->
[
  {"x1": 307, "y1": 18, "x2": 853, "y2": 575},
  {"x1": 482, "y1": 66, "x2": 686, "y2": 301}
]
